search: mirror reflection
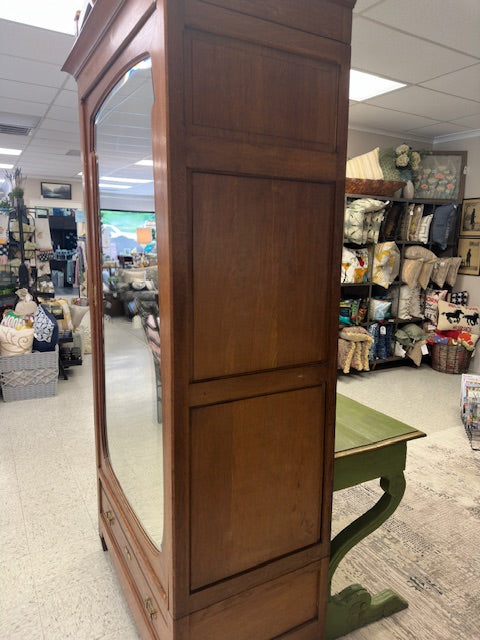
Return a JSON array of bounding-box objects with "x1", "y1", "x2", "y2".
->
[{"x1": 94, "y1": 57, "x2": 164, "y2": 548}]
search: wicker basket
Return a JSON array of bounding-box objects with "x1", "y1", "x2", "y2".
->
[
  {"x1": 0, "y1": 346, "x2": 58, "y2": 401},
  {"x1": 431, "y1": 343, "x2": 472, "y2": 374},
  {"x1": 345, "y1": 178, "x2": 405, "y2": 197}
]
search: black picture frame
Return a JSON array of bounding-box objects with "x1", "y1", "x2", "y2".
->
[{"x1": 41, "y1": 182, "x2": 72, "y2": 200}]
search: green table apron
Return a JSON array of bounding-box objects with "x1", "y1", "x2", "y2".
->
[{"x1": 326, "y1": 394, "x2": 426, "y2": 640}]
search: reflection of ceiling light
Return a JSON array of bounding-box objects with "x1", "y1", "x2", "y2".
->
[
  {"x1": 0, "y1": 147, "x2": 22, "y2": 156},
  {"x1": 0, "y1": 163, "x2": 14, "y2": 169},
  {"x1": 100, "y1": 176, "x2": 153, "y2": 184},
  {"x1": 135, "y1": 159, "x2": 153, "y2": 166},
  {"x1": 98, "y1": 183, "x2": 131, "y2": 189},
  {"x1": 349, "y1": 70, "x2": 405, "y2": 101},
  {"x1": 133, "y1": 58, "x2": 152, "y2": 71}
]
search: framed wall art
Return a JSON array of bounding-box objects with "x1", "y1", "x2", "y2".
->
[
  {"x1": 41, "y1": 182, "x2": 72, "y2": 200},
  {"x1": 458, "y1": 237, "x2": 480, "y2": 276},
  {"x1": 413, "y1": 150, "x2": 467, "y2": 202},
  {"x1": 460, "y1": 198, "x2": 480, "y2": 237}
]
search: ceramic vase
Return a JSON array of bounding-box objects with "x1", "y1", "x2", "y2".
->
[{"x1": 402, "y1": 179, "x2": 414, "y2": 200}]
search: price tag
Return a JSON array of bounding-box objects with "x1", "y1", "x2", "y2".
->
[
  {"x1": 394, "y1": 342, "x2": 406, "y2": 357},
  {"x1": 380, "y1": 326, "x2": 387, "y2": 335},
  {"x1": 421, "y1": 343, "x2": 429, "y2": 355}
]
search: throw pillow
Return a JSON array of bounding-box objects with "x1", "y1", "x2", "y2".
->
[
  {"x1": 445, "y1": 257, "x2": 462, "y2": 287},
  {"x1": 0, "y1": 325, "x2": 34, "y2": 356},
  {"x1": 430, "y1": 203, "x2": 457, "y2": 250},
  {"x1": 378, "y1": 148, "x2": 403, "y2": 182},
  {"x1": 424, "y1": 288, "x2": 448, "y2": 324},
  {"x1": 417, "y1": 214, "x2": 434, "y2": 244},
  {"x1": 437, "y1": 300, "x2": 480, "y2": 334},
  {"x1": 372, "y1": 242, "x2": 401, "y2": 289},
  {"x1": 345, "y1": 147, "x2": 384, "y2": 180},
  {"x1": 431, "y1": 258, "x2": 450, "y2": 288},
  {"x1": 33, "y1": 304, "x2": 59, "y2": 352},
  {"x1": 1, "y1": 309, "x2": 31, "y2": 330},
  {"x1": 402, "y1": 259, "x2": 422, "y2": 289},
  {"x1": 450, "y1": 291, "x2": 469, "y2": 306}
]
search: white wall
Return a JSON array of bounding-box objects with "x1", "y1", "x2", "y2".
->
[
  {"x1": 347, "y1": 129, "x2": 432, "y2": 158},
  {"x1": 24, "y1": 177, "x2": 84, "y2": 210}
]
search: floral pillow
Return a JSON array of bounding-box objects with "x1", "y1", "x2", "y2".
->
[{"x1": 33, "y1": 304, "x2": 59, "y2": 352}]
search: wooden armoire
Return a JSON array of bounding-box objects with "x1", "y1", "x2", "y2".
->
[{"x1": 63, "y1": 1, "x2": 354, "y2": 638}]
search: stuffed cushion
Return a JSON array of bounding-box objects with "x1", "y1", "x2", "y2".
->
[
  {"x1": 437, "y1": 301, "x2": 480, "y2": 334},
  {"x1": 450, "y1": 291, "x2": 469, "y2": 306},
  {"x1": 33, "y1": 304, "x2": 59, "y2": 352},
  {"x1": 430, "y1": 203, "x2": 457, "y2": 250},
  {"x1": 424, "y1": 288, "x2": 448, "y2": 324},
  {"x1": 417, "y1": 214, "x2": 434, "y2": 244},
  {"x1": 0, "y1": 325, "x2": 34, "y2": 356},
  {"x1": 446, "y1": 257, "x2": 462, "y2": 287},
  {"x1": 431, "y1": 258, "x2": 450, "y2": 288},
  {"x1": 407, "y1": 340, "x2": 427, "y2": 366},
  {"x1": 408, "y1": 204, "x2": 424, "y2": 241},
  {"x1": 341, "y1": 247, "x2": 369, "y2": 284},
  {"x1": 346, "y1": 147, "x2": 384, "y2": 180},
  {"x1": 402, "y1": 259, "x2": 423, "y2": 288},
  {"x1": 378, "y1": 148, "x2": 403, "y2": 182},
  {"x1": 1, "y1": 309, "x2": 31, "y2": 329},
  {"x1": 372, "y1": 242, "x2": 400, "y2": 289}
]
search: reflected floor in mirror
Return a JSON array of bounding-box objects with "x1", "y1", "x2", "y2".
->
[{"x1": 104, "y1": 316, "x2": 164, "y2": 548}]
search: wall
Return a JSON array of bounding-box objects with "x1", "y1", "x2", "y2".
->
[
  {"x1": 24, "y1": 177, "x2": 84, "y2": 210},
  {"x1": 347, "y1": 130, "x2": 432, "y2": 158}
]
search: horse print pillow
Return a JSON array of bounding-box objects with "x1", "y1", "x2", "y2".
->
[{"x1": 437, "y1": 300, "x2": 480, "y2": 335}]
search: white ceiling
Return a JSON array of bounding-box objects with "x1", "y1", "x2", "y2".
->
[{"x1": 0, "y1": 0, "x2": 479, "y2": 196}]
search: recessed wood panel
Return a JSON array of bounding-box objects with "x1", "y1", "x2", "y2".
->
[
  {"x1": 188, "y1": 0, "x2": 353, "y2": 43},
  {"x1": 189, "y1": 569, "x2": 320, "y2": 640},
  {"x1": 192, "y1": 172, "x2": 334, "y2": 380},
  {"x1": 190, "y1": 386, "x2": 325, "y2": 590},
  {"x1": 187, "y1": 32, "x2": 338, "y2": 149}
]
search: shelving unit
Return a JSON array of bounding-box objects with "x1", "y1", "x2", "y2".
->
[{"x1": 341, "y1": 193, "x2": 463, "y2": 369}]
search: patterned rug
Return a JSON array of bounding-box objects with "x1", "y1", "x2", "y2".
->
[{"x1": 333, "y1": 369, "x2": 480, "y2": 639}]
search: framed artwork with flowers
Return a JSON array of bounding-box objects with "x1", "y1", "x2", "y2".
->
[
  {"x1": 460, "y1": 198, "x2": 480, "y2": 238},
  {"x1": 412, "y1": 151, "x2": 467, "y2": 202}
]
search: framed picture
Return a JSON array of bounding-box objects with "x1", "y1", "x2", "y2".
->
[
  {"x1": 458, "y1": 237, "x2": 480, "y2": 276},
  {"x1": 460, "y1": 198, "x2": 480, "y2": 237},
  {"x1": 413, "y1": 151, "x2": 467, "y2": 202},
  {"x1": 41, "y1": 181, "x2": 72, "y2": 200}
]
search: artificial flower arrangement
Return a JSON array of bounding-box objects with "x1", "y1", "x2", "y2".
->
[{"x1": 394, "y1": 144, "x2": 422, "y2": 181}]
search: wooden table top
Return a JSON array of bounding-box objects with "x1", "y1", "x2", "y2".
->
[{"x1": 335, "y1": 393, "x2": 426, "y2": 459}]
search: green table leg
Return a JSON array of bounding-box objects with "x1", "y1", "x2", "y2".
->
[{"x1": 326, "y1": 473, "x2": 408, "y2": 640}]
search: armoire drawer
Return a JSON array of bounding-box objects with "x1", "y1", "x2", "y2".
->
[{"x1": 100, "y1": 488, "x2": 168, "y2": 638}]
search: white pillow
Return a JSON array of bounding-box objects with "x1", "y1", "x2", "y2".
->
[{"x1": 346, "y1": 147, "x2": 384, "y2": 180}]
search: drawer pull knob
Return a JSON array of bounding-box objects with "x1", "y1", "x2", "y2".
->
[
  {"x1": 105, "y1": 510, "x2": 115, "y2": 526},
  {"x1": 145, "y1": 597, "x2": 157, "y2": 621},
  {"x1": 124, "y1": 546, "x2": 131, "y2": 561}
]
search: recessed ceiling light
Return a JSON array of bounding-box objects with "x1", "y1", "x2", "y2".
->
[
  {"x1": 0, "y1": 1, "x2": 80, "y2": 35},
  {"x1": 0, "y1": 163, "x2": 14, "y2": 169},
  {"x1": 99, "y1": 183, "x2": 131, "y2": 190},
  {"x1": 0, "y1": 148, "x2": 22, "y2": 156},
  {"x1": 349, "y1": 70, "x2": 406, "y2": 101},
  {"x1": 100, "y1": 176, "x2": 153, "y2": 184},
  {"x1": 135, "y1": 159, "x2": 153, "y2": 167}
]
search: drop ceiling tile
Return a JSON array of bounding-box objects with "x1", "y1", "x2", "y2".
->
[
  {"x1": 38, "y1": 118, "x2": 80, "y2": 134},
  {"x1": 421, "y1": 64, "x2": 480, "y2": 102},
  {"x1": 53, "y1": 90, "x2": 79, "y2": 109},
  {"x1": 362, "y1": 0, "x2": 480, "y2": 58},
  {"x1": 450, "y1": 113, "x2": 480, "y2": 129},
  {"x1": 0, "y1": 19, "x2": 74, "y2": 64},
  {"x1": 406, "y1": 122, "x2": 472, "y2": 138},
  {"x1": 0, "y1": 97, "x2": 48, "y2": 118},
  {"x1": 353, "y1": 0, "x2": 382, "y2": 12},
  {"x1": 0, "y1": 78, "x2": 56, "y2": 104},
  {"x1": 348, "y1": 103, "x2": 438, "y2": 133},
  {"x1": 351, "y1": 17, "x2": 476, "y2": 84},
  {"x1": 0, "y1": 54, "x2": 65, "y2": 88},
  {"x1": 367, "y1": 86, "x2": 480, "y2": 121},
  {"x1": 47, "y1": 105, "x2": 79, "y2": 123}
]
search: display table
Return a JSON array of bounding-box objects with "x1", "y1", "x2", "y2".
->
[{"x1": 327, "y1": 394, "x2": 426, "y2": 639}]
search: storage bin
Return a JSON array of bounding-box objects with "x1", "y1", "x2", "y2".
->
[
  {"x1": 0, "y1": 346, "x2": 58, "y2": 401},
  {"x1": 431, "y1": 342, "x2": 472, "y2": 374}
]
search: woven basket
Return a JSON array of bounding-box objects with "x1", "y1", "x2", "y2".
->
[
  {"x1": 345, "y1": 178, "x2": 405, "y2": 197},
  {"x1": 431, "y1": 343, "x2": 472, "y2": 374},
  {"x1": 0, "y1": 346, "x2": 58, "y2": 401}
]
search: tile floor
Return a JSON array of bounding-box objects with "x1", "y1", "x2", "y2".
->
[{"x1": 0, "y1": 339, "x2": 471, "y2": 639}]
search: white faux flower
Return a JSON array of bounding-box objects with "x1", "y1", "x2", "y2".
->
[
  {"x1": 395, "y1": 144, "x2": 410, "y2": 156},
  {"x1": 396, "y1": 153, "x2": 409, "y2": 167}
]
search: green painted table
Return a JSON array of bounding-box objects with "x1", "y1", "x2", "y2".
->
[{"x1": 326, "y1": 393, "x2": 426, "y2": 640}]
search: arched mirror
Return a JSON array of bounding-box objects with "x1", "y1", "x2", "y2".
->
[{"x1": 94, "y1": 57, "x2": 164, "y2": 548}]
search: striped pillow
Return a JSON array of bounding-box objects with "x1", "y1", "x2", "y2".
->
[{"x1": 346, "y1": 147, "x2": 384, "y2": 180}]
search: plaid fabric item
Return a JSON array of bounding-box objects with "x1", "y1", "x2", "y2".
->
[{"x1": 450, "y1": 291, "x2": 469, "y2": 306}]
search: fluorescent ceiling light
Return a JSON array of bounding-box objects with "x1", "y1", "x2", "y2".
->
[
  {"x1": 349, "y1": 70, "x2": 406, "y2": 101},
  {"x1": 99, "y1": 183, "x2": 131, "y2": 190},
  {"x1": 0, "y1": 163, "x2": 14, "y2": 169},
  {"x1": 0, "y1": 148, "x2": 22, "y2": 156},
  {"x1": 0, "y1": 1, "x2": 80, "y2": 35},
  {"x1": 135, "y1": 159, "x2": 153, "y2": 167},
  {"x1": 100, "y1": 176, "x2": 152, "y2": 184}
]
